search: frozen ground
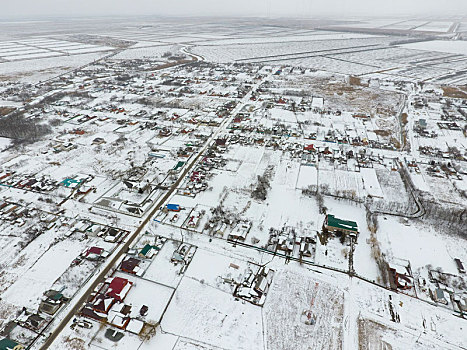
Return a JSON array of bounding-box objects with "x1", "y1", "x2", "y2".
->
[
  {"x1": 264, "y1": 268, "x2": 344, "y2": 350},
  {"x1": 400, "y1": 40, "x2": 467, "y2": 56}
]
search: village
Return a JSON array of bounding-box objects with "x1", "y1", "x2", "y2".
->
[{"x1": 0, "y1": 16, "x2": 466, "y2": 350}]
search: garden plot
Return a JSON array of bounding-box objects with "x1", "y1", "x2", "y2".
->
[
  {"x1": 61, "y1": 45, "x2": 114, "y2": 54},
  {"x1": 88, "y1": 327, "x2": 145, "y2": 350},
  {"x1": 421, "y1": 170, "x2": 465, "y2": 205},
  {"x1": 181, "y1": 204, "x2": 211, "y2": 233},
  {"x1": 357, "y1": 271, "x2": 465, "y2": 346},
  {"x1": 357, "y1": 286, "x2": 467, "y2": 350},
  {"x1": 52, "y1": 259, "x2": 99, "y2": 296},
  {"x1": 296, "y1": 165, "x2": 318, "y2": 190},
  {"x1": 313, "y1": 233, "x2": 349, "y2": 272},
  {"x1": 0, "y1": 47, "x2": 43, "y2": 55},
  {"x1": 264, "y1": 268, "x2": 344, "y2": 350},
  {"x1": 282, "y1": 55, "x2": 383, "y2": 76},
  {"x1": 173, "y1": 339, "x2": 222, "y2": 350},
  {"x1": 1, "y1": 237, "x2": 86, "y2": 309},
  {"x1": 143, "y1": 240, "x2": 187, "y2": 287},
  {"x1": 0, "y1": 39, "x2": 114, "y2": 61},
  {"x1": 358, "y1": 318, "x2": 437, "y2": 350},
  {"x1": 317, "y1": 197, "x2": 380, "y2": 280},
  {"x1": 377, "y1": 216, "x2": 467, "y2": 275},
  {"x1": 184, "y1": 248, "x2": 259, "y2": 294},
  {"x1": 161, "y1": 277, "x2": 263, "y2": 350},
  {"x1": 331, "y1": 19, "x2": 400, "y2": 29},
  {"x1": 7, "y1": 324, "x2": 38, "y2": 348},
  {"x1": 113, "y1": 271, "x2": 174, "y2": 324},
  {"x1": 374, "y1": 167, "x2": 411, "y2": 206},
  {"x1": 268, "y1": 107, "x2": 297, "y2": 123},
  {"x1": 0, "y1": 221, "x2": 72, "y2": 292},
  {"x1": 360, "y1": 168, "x2": 383, "y2": 198},
  {"x1": 157, "y1": 206, "x2": 193, "y2": 228},
  {"x1": 318, "y1": 169, "x2": 364, "y2": 198}
]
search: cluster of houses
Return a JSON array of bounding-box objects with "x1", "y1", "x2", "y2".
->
[
  {"x1": 233, "y1": 265, "x2": 275, "y2": 306},
  {"x1": 177, "y1": 140, "x2": 229, "y2": 197},
  {"x1": 80, "y1": 276, "x2": 145, "y2": 335},
  {"x1": 427, "y1": 266, "x2": 467, "y2": 313},
  {"x1": 0, "y1": 171, "x2": 57, "y2": 193},
  {"x1": 0, "y1": 289, "x2": 69, "y2": 349},
  {"x1": 266, "y1": 225, "x2": 317, "y2": 262}
]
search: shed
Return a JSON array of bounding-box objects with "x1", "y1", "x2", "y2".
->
[
  {"x1": 454, "y1": 258, "x2": 465, "y2": 273},
  {"x1": 166, "y1": 204, "x2": 181, "y2": 212},
  {"x1": 127, "y1": 319, "x2": 144, "y2": 334}
]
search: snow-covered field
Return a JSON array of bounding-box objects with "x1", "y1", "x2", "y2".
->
[
  {"x1": 400, "y1": 40, "x2": 467, "y2": 56},
  {"x1": 264, "y1": 268, "x2": 344, "y2": 350}
]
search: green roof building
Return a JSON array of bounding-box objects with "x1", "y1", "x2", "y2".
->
[
  {"x1": 324, "y1": 214, "x2": 358, "y2": 236},
  {"x1": 173, "y1": 161, "x2": 185, "y2": 172},
  {"x1": 0, "y1": 338, "x2": 24, "y2": 350},
  {"x1": 139, "y1": 244, "x2": 160, "y2": 258}
]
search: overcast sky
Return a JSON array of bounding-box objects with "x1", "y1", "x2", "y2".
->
[{"x1": 2, "y1": 0, "x2": 466, "y2": 18}]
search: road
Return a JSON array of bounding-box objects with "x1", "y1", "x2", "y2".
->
[{"x1": 38, "y1": 69, "x2": 269, "y2": 350}]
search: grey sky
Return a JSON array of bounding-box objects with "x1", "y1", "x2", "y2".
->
[{"x1": 2, "y1": 0, "x2": 467, "y2": 18}]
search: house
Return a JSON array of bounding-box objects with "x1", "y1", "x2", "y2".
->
[
  {"x1": 92, "y1": 294, "x2": 115, "y2": 314},
  {"x1": 228, "y1": 221, "x2": 251, "y2": 241},
  {"x1": 139, "y1": 244, "x2": 159, "y2": 259},
  {"x1": 458, "y1": 294, "x2": 467, "y2": 312},
  {"x1": 388, "y1": 267, "x2": 413, "y2": 291},
  {"x1": 39, "y1": 290, "x2": 69, "y2": 315},
  {"x1": 418, "y1": 119, "x2": 427, "y2": 129},
  {"x1": 25, "y1": 314, "x2": 46, "y2": 331},
  {"x1": 172, "y1": 161, "x2": 185, "y2": 172},
  {"x1": 106, "y1": 277, "x2": 133, "y2": 301},
  {"x1": 215, "y1": 138, "x2": 227, "y2": 146},
  {"x1": 0, "y1": 338, "x2": 24, "y2": 350},
  {"x1": 83, "y1": 246, "x2": 108, "y2": 261},
  {"x1": 104, "y1": 228, "x2": 122, "y2": 243},
  {"x1": 323, "y1": 214, "x2": 358, "y2": 237},
  {"x1": 80, "y1": 304, "x2": 107, "y2": 321},
  {"x1": 120, "y1": 257, "x2": 142, "y2": 275},
  {"x1": 299, "y1": 236, "x2": 315, "y2": 258},
  {"x1": 433, "y1": 288, "x2": 448, "y2": 305},
  {"x1": 214, "y1": 222, "x2": 228, "y2": 237}
]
